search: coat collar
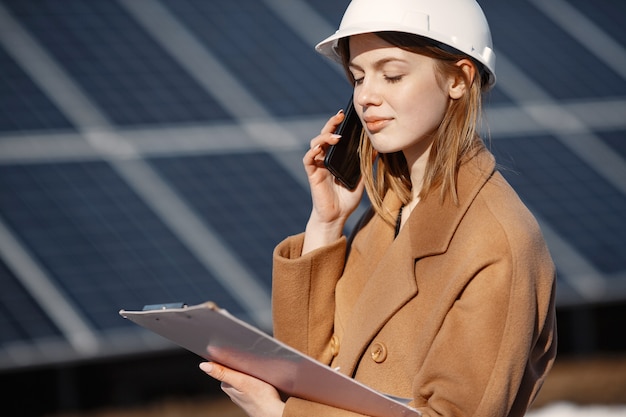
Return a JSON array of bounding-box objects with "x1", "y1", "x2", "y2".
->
[
  {"x1": 407, "y1": 150, "x2": 496, "y2": 259},
  {"x1": 335, "y1": 150, "x2": 496, "y2": 376}
]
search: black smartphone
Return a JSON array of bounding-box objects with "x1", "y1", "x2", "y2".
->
[{"x1": 323, "y1": 98, "x2": 362, "y2": 190}]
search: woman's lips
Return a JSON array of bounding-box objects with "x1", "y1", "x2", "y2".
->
[{"x1": 364, "y1": 117, "x2": 390, "y2": 133}]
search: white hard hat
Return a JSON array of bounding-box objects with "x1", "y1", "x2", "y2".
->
[{"x1": 316, "y1": 0, "x2": 496, "y2": 88}]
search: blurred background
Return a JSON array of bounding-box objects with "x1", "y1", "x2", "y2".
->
[{"x1": 0, "y1": 0, "x2": 624, "y2": 416}]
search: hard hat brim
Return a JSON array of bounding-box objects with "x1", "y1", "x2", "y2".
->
[{"x1": 315, "y1": 25, "x2": 496, "y2": 89}]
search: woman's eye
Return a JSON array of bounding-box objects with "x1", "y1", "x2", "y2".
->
[
  {"x1": 385, "y1": 75, "x2": 403, "y2": 83},
  {"x1": 353, "y1": 77, "x2": 364, "y2": 86}
]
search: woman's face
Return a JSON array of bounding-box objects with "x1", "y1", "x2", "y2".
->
[{"x1": 348, "y1": 33, "x2": 453, "y2": 161}]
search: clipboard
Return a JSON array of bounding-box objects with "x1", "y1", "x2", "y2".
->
[{"x1": 119, "y1": 301, "x2": 420, "y2": 417}]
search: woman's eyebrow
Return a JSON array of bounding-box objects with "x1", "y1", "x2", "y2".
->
[{"x1": 349, "y1": 57, "x2": 409, "y2": 71}]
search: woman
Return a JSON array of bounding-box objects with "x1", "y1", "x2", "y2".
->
[{"x1": 201, "y1": 0, "x2": 557, "y2": 416}]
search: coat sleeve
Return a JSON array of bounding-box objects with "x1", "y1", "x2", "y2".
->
[
  {"x1": 273, "y1": 234, "x2": 400, "y2": 417},
  {"x1": 272, "y1": 233, "x2": 347, "y2": 362},
  {"x1": 273, "y1": 229, "x2": 401, "y2": 417}
]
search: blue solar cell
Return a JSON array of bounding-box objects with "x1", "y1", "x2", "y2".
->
[
  {"x1": 0, "y1": 161, "x2": 247, "y2": 331},
  {"x1": 491, "y1": 135, "x2": 626, "y2": 275},
  {"x1": 0, "y1": 46, "x2": 74, "y2": 132},
  {"x1": 566, "y1": 0, "x2": 626, "y2": 47},
  {"x1": 149, "y1": 152, "x2": 311, "y2": 287},
  {"x1": 161, "y1": 0, "x2": 351, "y2": 116},
  {"x1": 0, "y1": 260, "x2": 62, "y2": 344},
  {"x1": 305, "y1": 0, "x2": 349, "y2": 28},
  {"x1": 480, "y1": 0, "x2": 626, "y2": 100},
  {"x1": 597, "y1": 130, "x2": 626, "y2": 159},
  {"x1": 3, "y1": 0, "x2": 232, "y2": 126}
]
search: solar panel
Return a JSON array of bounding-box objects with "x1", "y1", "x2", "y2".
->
[
  {"x1": 0, "y1": 0, "x2": 623, "y2": 372},
  {"x1": 482, "y1": 0, "x2": 626, "y2": 100},
  {"x1": 0, "y1": 259, "x2": 61, "y2": 345},
  {"x1": 148, "y1": 152, "x2": 312, "y2": 287},
  {"x1": 3, "y1": 0, "x2": 233, "y2": 126},
  {"x1": 161, "y1": 0, "x2": 351, "y2": 116},
  {"x1": 597, "y1": 129, "x2": 626, "y2": 159},
  {"x1": 0, "y1": 161, "x2": 246, "y2": 331},
  {"x1": 556, "y1": 0, "x2": 626, "y2": 52},
  {"x1": 0, "y1": 46, "x2": 74, "y2": 132},
  {"x1": 492, "y1": 134, "x2": 626, "y2": 275}
]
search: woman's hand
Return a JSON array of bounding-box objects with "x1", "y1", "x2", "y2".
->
[
  {"x1": 302, "y1": 110, "x2": 365, "y2": 254},
  {"x1": 200, "y1": 362, "x2": 285, "y2": 417}
]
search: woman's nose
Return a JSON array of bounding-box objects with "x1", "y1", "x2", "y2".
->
[{"x1": 355, "y1": 80, "x2": 382, "y2": 108}]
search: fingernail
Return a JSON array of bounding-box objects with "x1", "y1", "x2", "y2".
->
[
  {"x1": 330, "y1": 134, "x2": 341, "y2": 139},
  {"x1": 200, "y1": 362, "x2": 213, "y2": 373},
  {"x1": 337, "y1": 109, "x2": 344, "y2": 115}
]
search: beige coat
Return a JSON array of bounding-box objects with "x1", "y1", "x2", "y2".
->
[{"x1": 272, "y1": 150, "x2": 557, "y2": 417}]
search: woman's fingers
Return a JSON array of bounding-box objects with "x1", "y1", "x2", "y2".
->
[
  {"x1": 304, "y1": 143, "x2": 323, "y2": 165},
  {"x1": 304, "y1": 135, "x2": 341, "y2": 170},
  {"x1": 200, "y1": 362, "x2": 229, "y2": 383},
  {"x1": 200, "y1": 362, "x2": 285, "y2": 417},
  {"x1": 308, "y1": 109, "x2": 345, "y2": 149},
  {"x1": 200, "y1": 362, "x2": 245, "y2": 388},
  {"x1": 200, "y1": 362, "x2": 263, "y2": 394},
  {"x1": 322, "y1": 109, "x2": 345, "y2": 134}
]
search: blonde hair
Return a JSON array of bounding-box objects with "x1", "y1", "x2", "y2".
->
[{"x1": 338, "y1": 32, "x2": 487, "y2": 225}]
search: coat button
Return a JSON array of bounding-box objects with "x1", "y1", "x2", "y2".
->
[
  {"x1": 370, "y1": 342, "x2": 388, "y2": 363},
  {"x1": 330, "y1": 335, "x2": 340, "y2": 357}
]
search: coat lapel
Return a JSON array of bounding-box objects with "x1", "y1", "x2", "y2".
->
[
  {"x1": 335, "y1": 151, "x2": 496, "y2": 376},
  {"x1": 335, "y1": 193, "x2": 418, "y2": 375},
  {"x1": 408, "y1": 150, "x2": 496, "y2": 260}
]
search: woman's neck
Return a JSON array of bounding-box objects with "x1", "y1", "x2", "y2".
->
[{"x1": 403, "y1": 137, "x2": 434, "y2": 202}]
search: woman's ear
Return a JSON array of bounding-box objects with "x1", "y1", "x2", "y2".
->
[{"x1": 448, "y1": 59, "x2": 476, "y2": 99}]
